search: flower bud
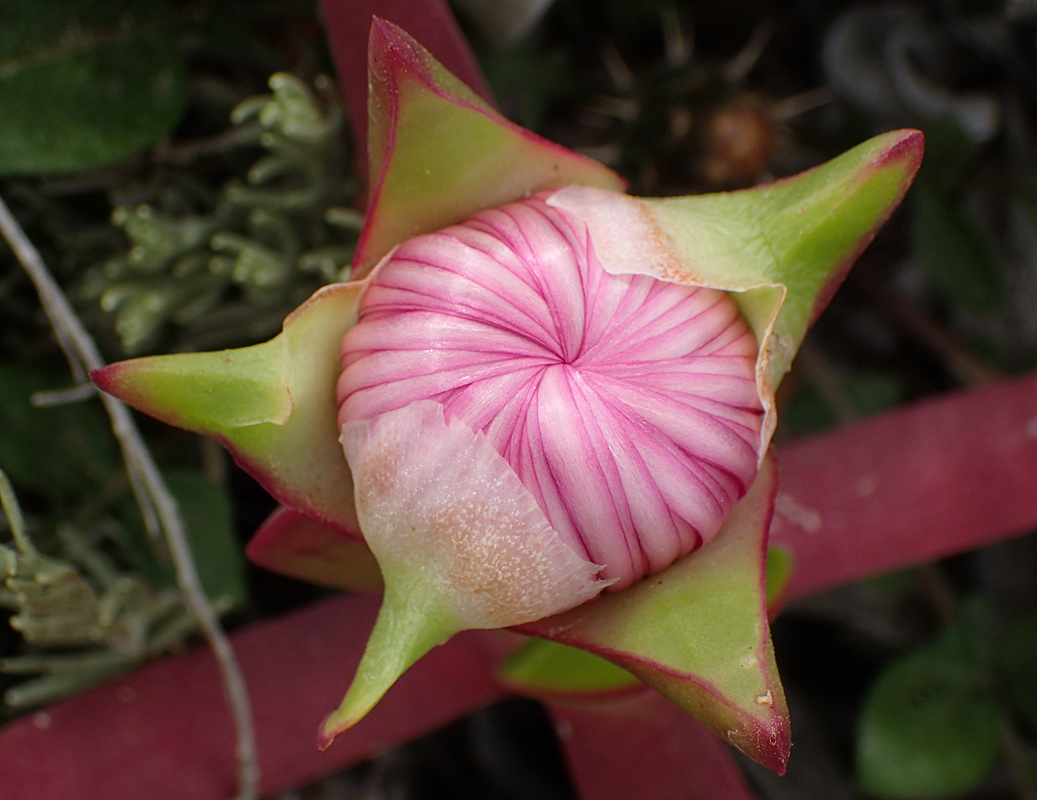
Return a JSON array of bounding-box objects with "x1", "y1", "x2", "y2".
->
[
  {"x1": 85, "y1": 15, "x2": 922, "y2": 757},
  {"x1": 338, "y1": 191, "x2": 763, "y2": 592}
]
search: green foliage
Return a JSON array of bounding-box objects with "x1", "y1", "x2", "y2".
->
[
  {"x1": 994, "y1": 614, "x2": 1037, "y2": 736},
  {"x1": 0, "y1": 465, "x2": 245, "y2": 709},
  {"x1": 0, "y1": 0, "x2": 188, "y2": 175},
  {"x1": 77, "y1": 73, "x2": 361, "y2": 354},
  {"x1": 0, "y1": 362, "x2": 249, "y2": 608},
  {"x1": 856, "y1": 603, "x2": 1037, "y2": 799},
  {"x1": 856, "y1": 643, "x2": 1000, "y2": 799},
  {"x1": 0, "y1": 373, "x2": 246, "y2": 711},
  {"x1": 780, "y1": 369, "x2": 903, "y2": 437},
  {"x1": 480, "y1": 39, "x2": 571, "y2": 131},
  {"x1": 125, "y1": 471, "x2": 247, "y2": 610}
]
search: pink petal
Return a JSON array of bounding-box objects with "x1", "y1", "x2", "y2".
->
[
  {"x1": 339, "y1": 193, "x2": 763, "y2": 589},
  {"x1": 340, "y1": 400, "x2": 608, "y2": 627}
]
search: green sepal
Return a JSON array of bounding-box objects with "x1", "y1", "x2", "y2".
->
[
  {"x1": 547, "y1": 129, "x2": 921, "y2": 451},
  {"x1": 522, "y1": 455, "x2": 789, "y2": 773},
  {"x1": 318, "y1": 399, "x2": 609, "y2": 743},
  {"x1": 319, "y1": 579, "x2": 458, "y2": 747},
  {"x1": 93, "y1": 282, "x2": 366, "y2": 534},
  {"x1": 645, "y1": 129, "x2": 923, "y2": 395},
  {"x1": 352, "y1": 19, "x2": 624, "y2": 273},
  {"x1": 500, "y1": 543, "x2": 793, "y2": 703}
]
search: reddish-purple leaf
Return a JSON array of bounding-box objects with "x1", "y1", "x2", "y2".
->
[
  {"x1": 0, "y1": 594, "x2": 508, "y2": 800},
  {"x1": 772, "y1": 372, "x2": 1037, "y2": 604},
  {"x1": 549, "y1": 692, "x2": 758, "y2": 800}
]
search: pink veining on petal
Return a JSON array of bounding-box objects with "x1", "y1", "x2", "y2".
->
[{"x1": 338, "y1": 191, "x2": 763, "y2": 590}]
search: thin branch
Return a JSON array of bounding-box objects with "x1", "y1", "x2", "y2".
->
[
  {"x1": 31, "y1": 383, "x2": 99, "y2": 407},
  {"x1": 0, "y1": 194, "x2": 259, "y2": 800}
]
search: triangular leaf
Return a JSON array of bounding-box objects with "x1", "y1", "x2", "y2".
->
[
  {"x1": 94, "y1": 282, "x2": 366, "y2": 534},
  {"x1": 645, "y1": 130, "x2": 923, "y2": 394},
  {"x1": 522, "y1": 456, "x2": 789, "y2": 772},
  {"x1": 352, "y1": 19, "x2": 624, "y2": 272}
]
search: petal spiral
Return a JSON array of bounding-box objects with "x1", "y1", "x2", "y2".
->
[{"x1": 338, "y1": 192, "x2": 763, "y2": 589}]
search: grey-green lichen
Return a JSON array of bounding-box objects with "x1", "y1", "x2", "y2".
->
[{"x1": 78, "y1": 74, "x2": 363, "y2": 354}]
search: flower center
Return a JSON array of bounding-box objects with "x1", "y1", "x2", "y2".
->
[{"x1": 338, "y1": 193, "x2": 763, "y2": 589}]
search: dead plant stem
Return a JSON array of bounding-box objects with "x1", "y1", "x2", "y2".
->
[{"x1": 0, "y1": 193, "x2": 259, "y2": 800}]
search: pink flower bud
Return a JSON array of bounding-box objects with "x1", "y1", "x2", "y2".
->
[{"x1": 337, "y1": 190, "x2": 763, "y2": 591}]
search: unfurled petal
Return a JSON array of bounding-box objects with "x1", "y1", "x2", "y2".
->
[
  {"x1": 341, "y1": 400, "x2": 607, "y2": 627},
  {"x1": 338, "y1": 192, "x2": 764, "y2": 589},
  {"x1": 320, "y1": 399, "x2": 606, "y2": 742}
]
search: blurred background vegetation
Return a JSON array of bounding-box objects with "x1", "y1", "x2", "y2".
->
[{"x1": 2, "y1": 1, "x2": 1037, "y2": 798}]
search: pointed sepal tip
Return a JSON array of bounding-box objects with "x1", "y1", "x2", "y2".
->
[{"x1": 318, "y1": 592, "x2": 455, "y2": 749}]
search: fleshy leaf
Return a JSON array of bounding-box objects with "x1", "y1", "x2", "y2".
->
[
  {"x1": 550, "y1": 128, "x2": 923, "y2": 448},
  {"x1": 163, "y1": 471, "x2": 248, "y2": 609},
  {"x1": 649, "y1": 130, "x2": 922, "y2": 419},
  {"x1": 0, "y1": 0, "x2": 188, "y2": 176},
  {"x1": 246, "y1": 507, "x2": 382, "y2": 592},
  {"x1": 93, "y1": 282, "x2": 366, "y2": 534},
  {"x1": 522, "y1": 455, "x2": 789, "y2": 773},
  {"x1": 321, "y1": 400, "x2": 606, "y2": 744},
  {"x1": 352, "y1": 19, "x2": 624, "y2": 273}
]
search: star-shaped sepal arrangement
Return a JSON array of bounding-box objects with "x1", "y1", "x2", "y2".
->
[{"x1": 93, "y1": 19, "x2": 922, "y2": 774}]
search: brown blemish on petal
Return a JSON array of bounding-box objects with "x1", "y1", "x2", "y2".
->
[
  {"x1": 341, "y1": 402, "x2": 606, "y2": 631},
  {"x1": 358, "y1": 437, "x2": 401, "y2": 506},
  {"x1": 425, "y1": 491, "x2": 603, "y2": 626}
]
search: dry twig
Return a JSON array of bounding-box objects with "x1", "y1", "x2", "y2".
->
[{"x1": 0, "y1": 193, "x2": 259, "y2": 800}]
